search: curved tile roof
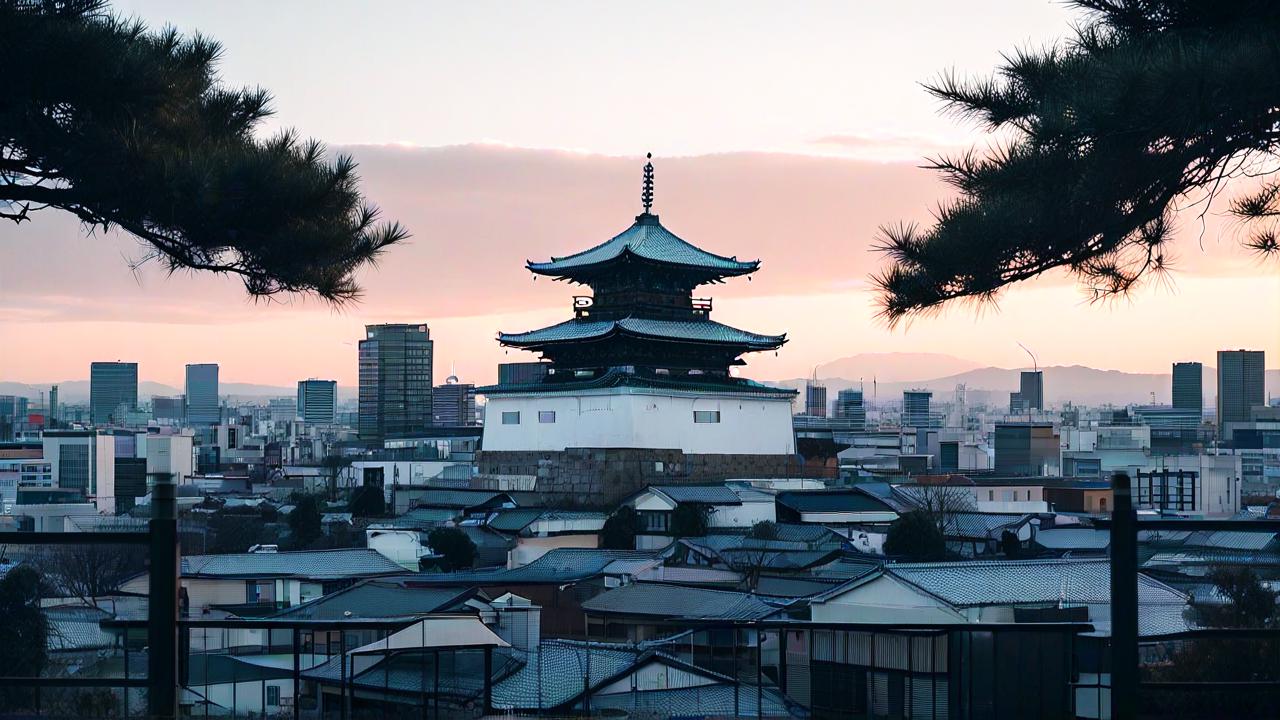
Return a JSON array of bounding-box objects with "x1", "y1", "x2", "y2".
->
[
  {"x1": 498, "y1": 317, "x2": 785, "y2": 348},
  {"x1": 527, "y1": 214, "x2": 759, "y2": 277}
]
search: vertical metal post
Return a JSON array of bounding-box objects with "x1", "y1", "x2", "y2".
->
[
  {"x1": 733, "y1": 628, "x2": 740, "y2": 717},
  {"x1": 1110, "y1": 471, "x2": 1138, "y2": 720},
  {"x1": 483, "y1": 645, "x2": 493, "y2": 715},
  {"x1": 148, "y1": 474, "x2": 180, "y2": 719},
  {"x1": 756, "y1": 628, "x2": 763, "y2": 719},
  {"x1": 292, "y1": 628, "x2": 301, "y2": 720}
]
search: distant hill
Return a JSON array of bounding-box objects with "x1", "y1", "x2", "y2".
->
[
  {"x1": 774, "y1": 359, "x2": 1280, "y2": 407},
  {"x1": 813, "y1": 352, "x2": 983, "y2": 384},
  {"x1": 0, "y1": 380, "x2": 358, "y2": 404}
]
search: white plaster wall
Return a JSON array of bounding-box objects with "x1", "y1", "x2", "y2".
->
[
  {"x1": 708, "y1": 500, "x2": 775, "y2": 528},
  {"x1": 810, "y1": 575, "x2": 966, "y2": 624},
  {"x1": 367, "y1": 530, "x2": 424, "y2": 570},
  {"x1": 481, "y1": 389, "x2": 796, "y2": 455}
]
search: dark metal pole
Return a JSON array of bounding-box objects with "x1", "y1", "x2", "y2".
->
[
  {"x1": 292, "y1": 628, "x2": 301, "y2": 720},
  {"x1": 1110, "y1": 471, "x2": 1138, "y2": 720},
  {"x1": 148, "y1": 474, "x2": 180, "y2": 719},
  {"x1": 483, "y1": 645, "x2": 493, "y2": 715}
]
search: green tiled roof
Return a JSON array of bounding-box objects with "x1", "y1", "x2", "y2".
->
[
  {"x1": 527, "y1": 214, "x2": 759, "y2": 278},
  {"x1": 498, "y1": 317, "x2": 785, "y2": 349}
]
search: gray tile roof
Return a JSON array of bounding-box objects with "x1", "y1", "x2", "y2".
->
[
  {"x1": 943, "y1": 512, "x2": 1030, "y2": 539},
  {"x1": 46, "y1": 607, "x2": 114, "y2": 652},
  {"x1": 181, "y1": 548, "x2": 405, "y2": 580},
  {"x1": 1035, "y1": 528, "x2": 1111, "y2": 551},
  {"x1": 581, "y1": 582, "x2": 783, "y2": 620},
  {"x1": 494, "y1": 641, "x2": 637, "y2": 709},
  {"x1": 270, "y1": 580, "x2": 477, "y2": 620},
  {"x1": 651, "y1": 484, "x2": 743, "y2": 505},
  {"x1": 1185, "y1": 530, "x2": 1278, "y2": 551},
  {"x1": 411, "y1": 489, "x2": 508, "y2": 509},
  {"x1": 777, "y1": 489, "x2": 898, "y2": 514},
  {"x1": 526, "y1": 215, "x2": 759, "y2": 277},
  {"x1": 499, "y1": 318, "x2": 785, "y2": 349},
  {"x1": 480, "y1": 367, "x2": 795, "y2": 397},
  {"x1": 409, "y1": 548, "x2": 662, "y2": 585},
  {"x1": 591, "y1": 683, "x2": 798, "y2": 718},
  {"x1": 885, "y1": 558, "x2": 1187, "y2": 609}
]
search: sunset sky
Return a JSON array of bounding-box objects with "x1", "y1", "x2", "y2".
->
[{"x1": 2, "y1": 1, "x2": 1277, "y2": 388}]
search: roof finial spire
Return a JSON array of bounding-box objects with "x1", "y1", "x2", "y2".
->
[{"x1": 641, "y1": 152, "x2": 654, "y2": 214}]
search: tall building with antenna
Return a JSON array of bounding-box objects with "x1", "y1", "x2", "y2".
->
[{"x1": 804, "y1": 370, "x2": 828, "y2": 417}]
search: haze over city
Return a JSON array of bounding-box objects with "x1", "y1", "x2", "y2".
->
[{"x1": 3, "y1": 0, "x2": 1275, "y2": 388}]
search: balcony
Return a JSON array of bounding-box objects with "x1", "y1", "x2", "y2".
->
[{"x1": 572, "y1": 295, "x2": 714, "y2": 320}]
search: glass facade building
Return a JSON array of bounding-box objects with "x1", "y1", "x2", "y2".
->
[
  {"x1": 185, "y1": 363, "x2": 220, "y2": 426},
  {"x1": 359, "y1": 324, "x2": 433, "y2": 440},
  {"x1": 297, "y1": 379, "x2": 338, "y2": 425},
  {"x1": 1216, "y1": 350, "x2": 1265, "y2": 426},
  {"x1": 89, "y1": 361, "x2": 138, "y2": 425},
  {"x1": 1172, "y1": 361, "x2": 1203, "y2": 415}
]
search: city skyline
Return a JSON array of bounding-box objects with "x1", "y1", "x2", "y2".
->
[{"x1": 3, "y1": 2, "x2": 1278, "y2": 387}]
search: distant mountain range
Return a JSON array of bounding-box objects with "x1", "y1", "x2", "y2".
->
[
  {"x1": 3, "y1": 352, "x2": 1276, "y2": 407},
  {"x1": 0, "y1": 380, "x2": 358, "y2": 404},
  {"x1": 773, "y1": 353, "x2": 1279, "y2": 407}
]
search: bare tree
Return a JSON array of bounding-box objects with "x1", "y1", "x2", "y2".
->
[{"x1": 44, "y1": 542, "x2": 146, "y2": 607}]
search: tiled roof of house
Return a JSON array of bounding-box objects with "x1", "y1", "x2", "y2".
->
[
  {"x1": 650, "y1": 484, "x2": 743, "y2": 505},
  {"x1": 581, "y1": 582, "x2": 783, "y2": 620},
  {"x1": 1034, "y1": 527, "x2": 1111, "y2": 551},
  {"x1": 411, "y1": 489, "x2": 509, "y2": 509},
  {"x1": 591, "y1": 683, "x2": 798, "y2": 718},
  {"x1": 776, "y1": 489, "x2": 898, "y2": 514},
  {"x1": 46, "y1": 606, "x2": 114, "y2": 652},
  {"x1": 886, "y1": 558, "x2": 1187, "y2": 609},
  {"x1": 270, "y1": 580, "x2": 478, "y2": 620},
  {"x1": 181, "y1": 548, "x2": 405, "y2": 580},
  {"x1": 408, "y1": 548, "x2": 662, "y2": 586},
  {"x1": 942, "y1": 512, "x2": 1031, "y2": 540},
  {"x1": 1184, "y1": 530, "x2": 1278, "y2": 551}
]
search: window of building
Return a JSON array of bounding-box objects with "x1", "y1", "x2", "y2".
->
[
  {"x1": 1099, "y1": 497, "x2": 1108, "y2": 512},
  {"x1": 266, "y1": 685, "x2": 280, "y2": 706},
  {"x1": 639, "y1": 510, "x2": 670, "y2": 533},
  {"x1": 501, "y1": 411, "x2": 520, "y2": 425},
  {"x1": 693, "y1": 410, "x2": 721, "y2": 424},
  {"x1": 538, "y1": 411, "x2": 556, "y2": 423},
  {"x1": 988, "y1": 490, "x2": 994, "y2": 501}
]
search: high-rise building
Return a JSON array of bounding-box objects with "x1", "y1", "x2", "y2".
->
[
  {"x1": 498, "y1": 362, "x2": 549, "y2": 386},
  {"x1": 1217, "y1": 350, "x2": 1266, "y2": 437},
  {"x1": 297, "y1": 379, "x2": 338, "y2": 424},
  {"x1": 834, "y1": 389, "x2": 867, "y2": 431},
  {"x1": 994, "y1": 422, "x2": 1061, "y2": 476},
  {"x1": 359, "y1": 323, "x2": 433, "y2": 440},
  {"x1": 903, "y1": 390, "x2": 936, "y2": 428},
  {"x1": 152, "y1": 395, "x2": 185, "y2": 422},
  {"x1": 42, "y1": 429, "x2": 116, "y2": 512},
  {"x1": 48, "y1": 385, "x2": 58, "y2": 430},
  {"x1": 185, "y1": 363, "x2": 220, "y2": 425},
  {"x1": 1172, "y1": 361, "x2": 1203, "y2": 414},
  {"x1": 804, "y1": 377, "x2": 828, "y2": 417},
  {"x1": 0, "y1": 395, "x2": 29, "y2": 441},
  {"x1": 89, "y1": 361, "x2": 138, "y2": 425},
  {"x1": 1009, "y1": 370, "x2": 1044, "y2": 414},
  {"x1": 433, "y1": 376, "x2": 477, "y2": 426}
]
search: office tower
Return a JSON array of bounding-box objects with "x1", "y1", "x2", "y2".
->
[
  {"x1": 0, "y1": 395, "x2": 29, "y2": 441},
  {"x1": 834, "y1": 389, "x2": 867, "y2": 431},
  {"x1": 297, "y1": 379, "x2": 338, "y2": 424},
  {"x1": 498, "y1": 362, "x2": 549, "y2": 386},
  {"x1": 1010, "y1": 371, "x2": 1044, "y2": 414},
  {"x1": 994, "y1": 422, "x2": 1061, "y2": 476},
  {"x1": 433, "y1": 376, "x2": 477, "y2": 426},
  {"x1": 1172, "y1": 362, "x2": 1203, "y2": 414},
  {"x1": 152, "y1": 395, "x2": 186, "y2": 422},
  {"x1": 805, "y1": 377, "x2": 828, "y2": 417},
  {"x1": 902, "y1": 390, "x2": 935, "y2": 428},
  {"x1": 1217, "y1": 350, "x2": 1266, "y2": 437},
  {"x1": 42, "y1": 429, "x2": 116, "y2": 511},
  {"x1": 89, "y1": 361, "x2": 138, "y2": 425},
  {"x1": 359, "y1": 323, "x2": 433, "y2": 440},
  {"x1": 185, "y1": 363, "x2": 220, "y2": 425},
  {"x1": 48, "y1": 385, "x2": 58, "y2": 429}
]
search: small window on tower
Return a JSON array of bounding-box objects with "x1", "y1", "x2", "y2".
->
[
  {"x1": 538, "y1": 411, "x2": 556, "y2": 423},
  {"x1": 693, "y1": 410, "x2": 720, "y2": 424},
  {"x1": 502, "y1": 411, "x2": 520, "y2": 425}
]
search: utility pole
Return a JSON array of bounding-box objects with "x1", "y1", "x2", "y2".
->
[{"x1": 148, "y1": 473, "x2": 180, "y2": 719}]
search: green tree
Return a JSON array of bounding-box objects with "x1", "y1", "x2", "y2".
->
[
  {"x1": 0, "y1": 0, "x2": 406, "y2": 302},
  {"x1": 348, "y1": 484, "x2": 386, "y2": 518},
  {"x1": 874, "y1": 1, "x2": 1280, "y2": 323},
  {"x1": 0, "y1": 565, "x2": 48, "y2": 710},
  {"x1": 288, "y1": 495, "x2": 324, "y2": 550},
  {"x1": 883, "y1": 510, "x2": 946, "y2": 561},
  {"x1": 600, "y1": 506, "x2": 641, "y2": 550},
  {"x1": 320, "y1": 455, "x2": 353, "y2": 501},
  {"x1": 427, "y1": 527, "x2": 477, "y2": 572},
  {"x1": 671, "y1": 504, "x2": 711, "y2": 539}
]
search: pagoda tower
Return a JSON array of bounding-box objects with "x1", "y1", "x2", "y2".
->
[{"x1": 477, "y1": 156, "x2": 799, "y2": 502}]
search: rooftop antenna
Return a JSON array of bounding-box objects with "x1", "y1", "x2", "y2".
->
[{"x1": 641, "y1": 152, "x2": 654, "y2": 214}]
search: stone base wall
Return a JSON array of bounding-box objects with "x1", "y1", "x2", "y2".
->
[{"x1": 474, "y1": 447, "x2": 831, "y2": 506}]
